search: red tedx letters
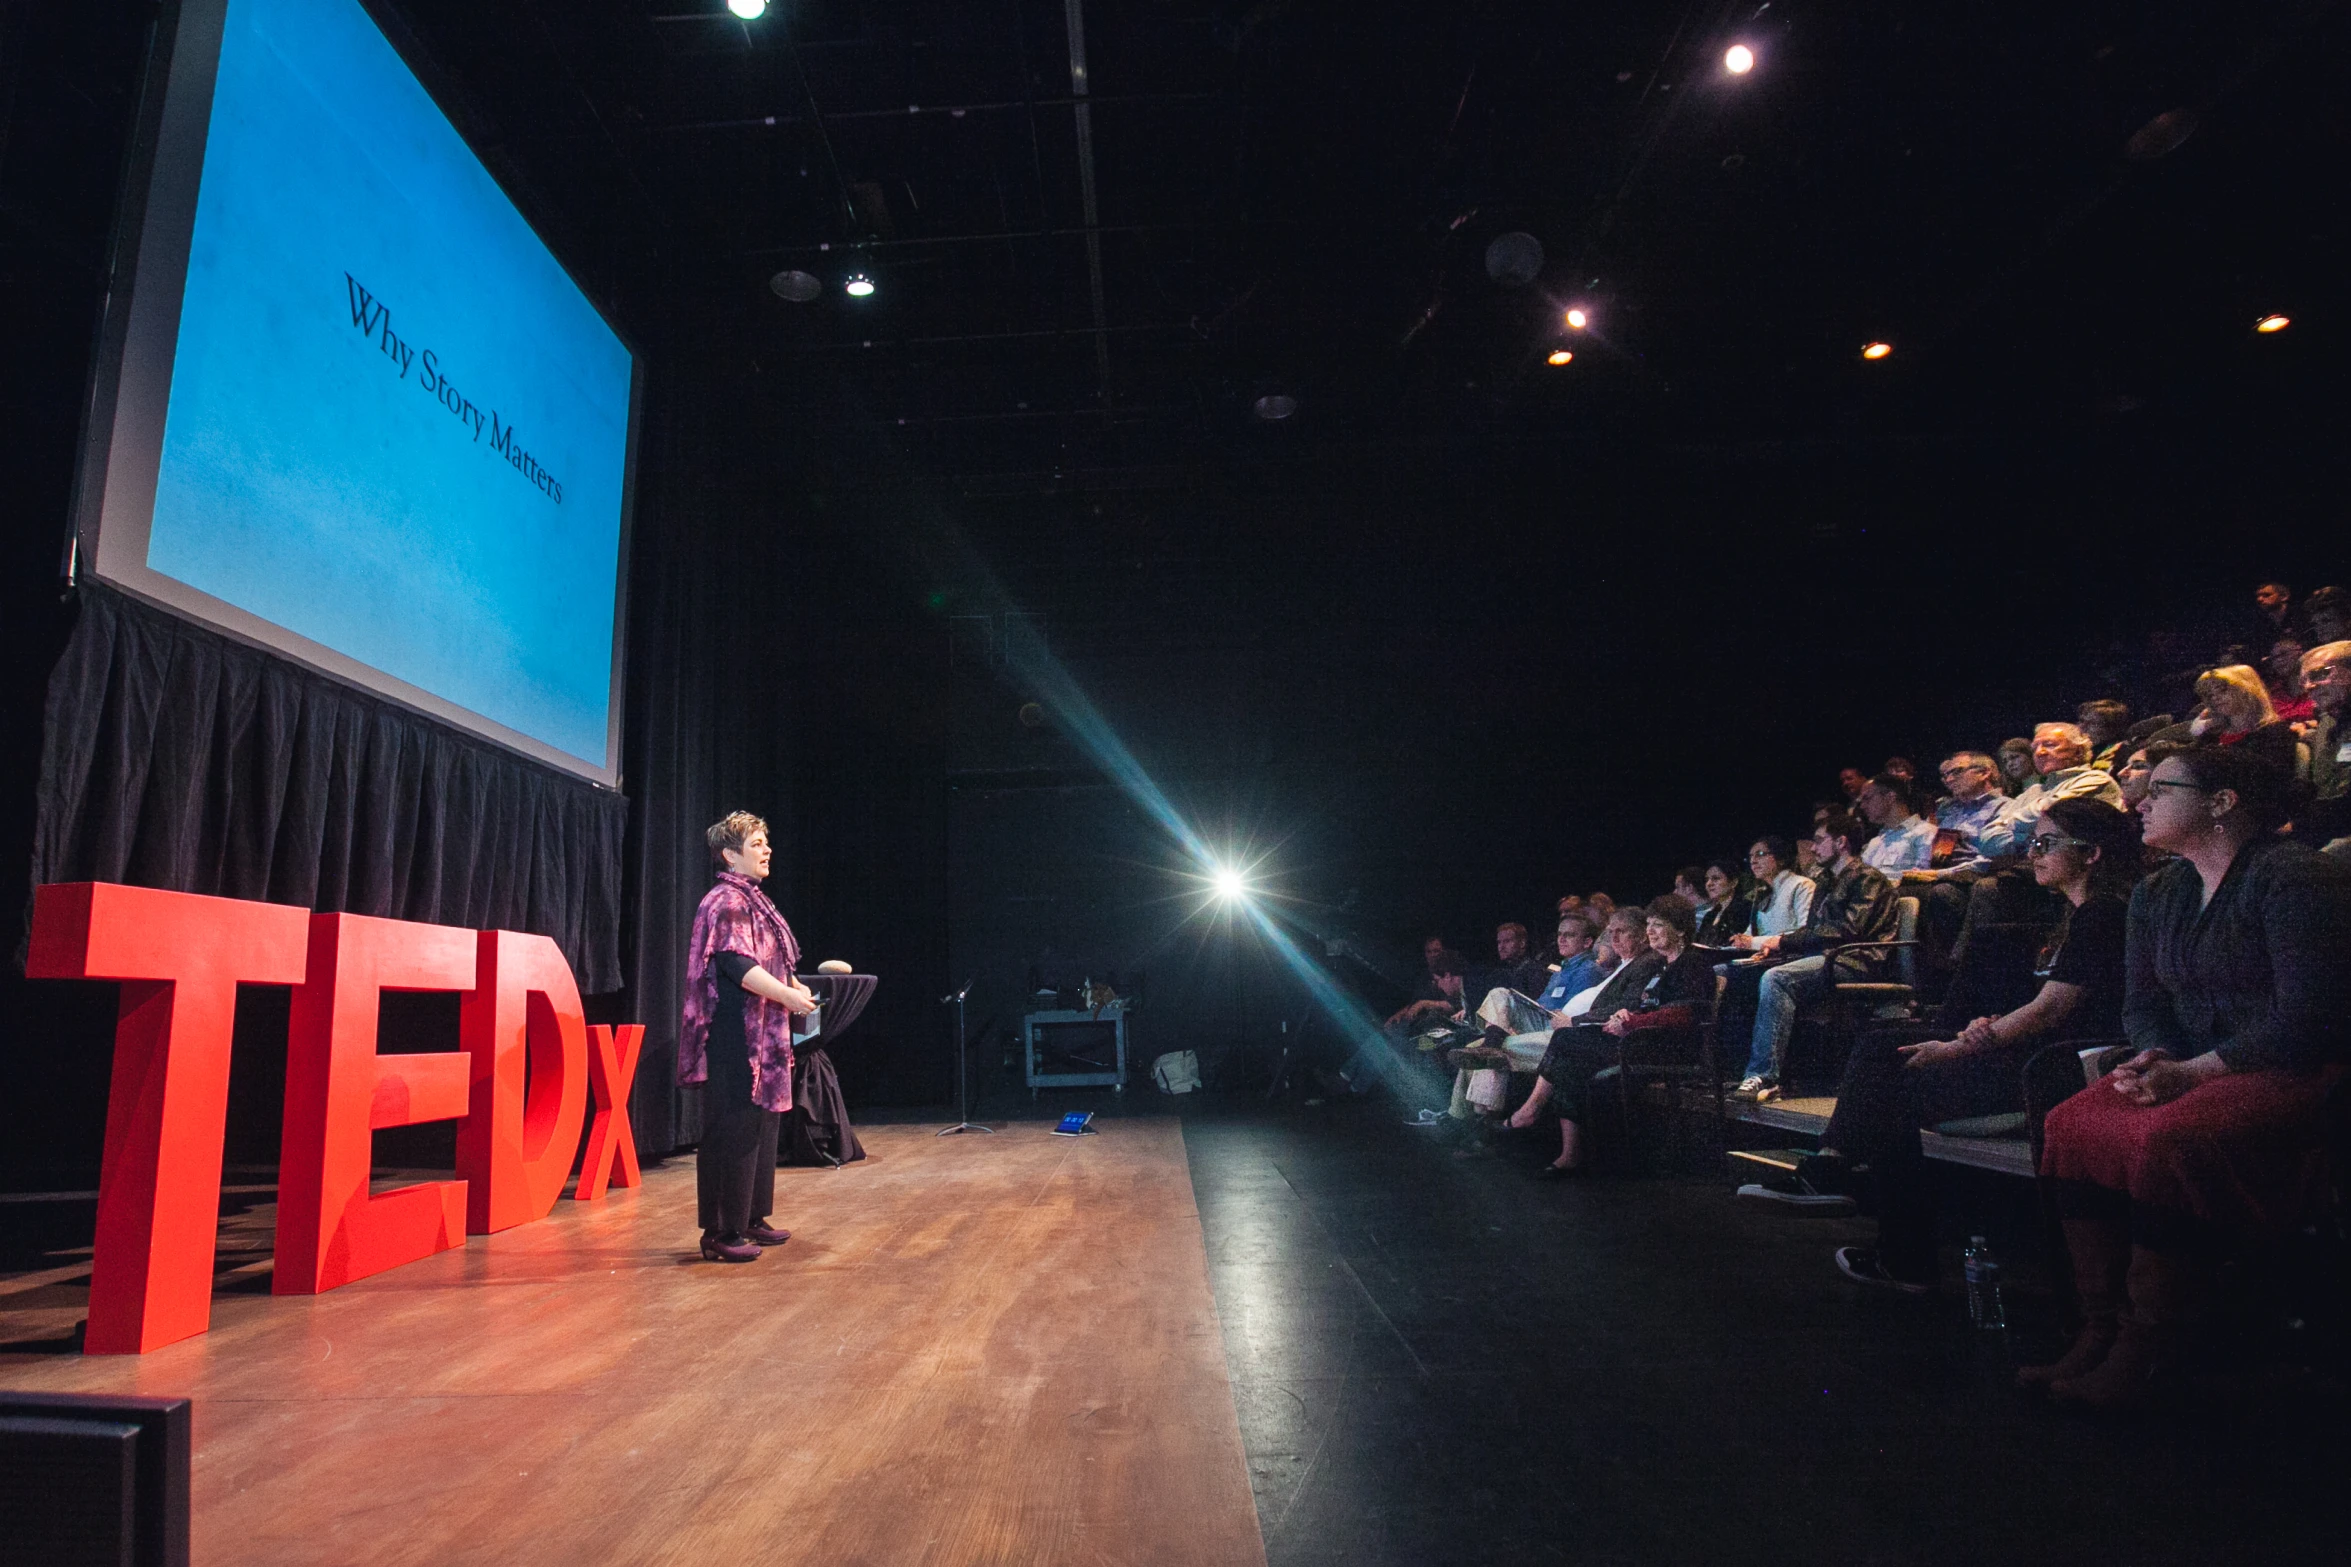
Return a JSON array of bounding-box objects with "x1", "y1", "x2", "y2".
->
[{"x1": 26, "y1": 884, "x2": 642, "y2": 1353}]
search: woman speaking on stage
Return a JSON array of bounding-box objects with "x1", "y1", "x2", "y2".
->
[{"x1": 681, "y1": 811, "x2": 818, "y2": 1263}]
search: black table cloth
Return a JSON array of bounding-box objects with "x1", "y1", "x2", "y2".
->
[{"x1": 781, "y1": 973, "x2": 877, "y2": 1167}]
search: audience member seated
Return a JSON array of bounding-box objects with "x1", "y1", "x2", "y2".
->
[
  {"x1": 2112, "y1": 744, "x2": 2157, "y2": 810},
  {"x1": 1476, "y1": 913, "x2": 1604, "y2": 1039},
  {"x1": 1731, "y1": 812, "x2": 1898, "y2": 1102},
  {"x1": 1996, "y1": 737, "x2": 2038, "y2": 794},
  {"x1": 1692, "y1": 858, "x2": 1750, "y2": 946},
  {"x1": 1470, "y1": 921, "x2": 1549, "y2": 1015},
  {"x1": 2223, "y1": 580, "x2": 2301, "y2": 666},
  {"x1": 2265, "y1": 639, "x2": 2315, "y2": 724},
  {"x1": 1898, "y1": 752, "x2": 2005, "y2": 886},
  {"x1": 1671, "y1": 866, "x2": 1706, "y2": 910},
  {"x1": 1740, "y1": 799, "x2": 2140, "y2": 1293},
  {"x1": 1585, "y1": 892, "x2": 1617, "y2": 929},
  {"x1": 2027, "y1": 748, "x2": 2351, "y2": 1408},
  {"x1": 1838, "y1": 767, "x2": 1869, "y2": 803},
  {"x1": 1857, "y1": 772, "x2": 1936, "y2": 881},
  {"x1": 1505, "y1": 899, "x2": 1713, "y2": 1174},
  {"x1": 2306, "y1": 585, "x2": 2350, "y2": 647},
  {"x1": 2079, "y1": 699, "x2": 2133, "y2": 772},
  {"x1": 1384, "y1": 935, "x2": 1460, "y2": 1032},
  {"x1": 2171, "y1": 664, "x2": 2301, "y2": 776},
  {"x1": 1737, "y1": 836, "x2": 1814, "y2": 938},
  {"x1": 1965, "y1": 723, "x2": 2125, "y2": 871},
  {"x1": 2298, "y1": 641, "x2": 2351, "y2": 842}
]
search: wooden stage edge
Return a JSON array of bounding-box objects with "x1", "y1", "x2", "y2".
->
[{"x1": 0, "y1": 1120, "x2": 1270, "y2": 1567}]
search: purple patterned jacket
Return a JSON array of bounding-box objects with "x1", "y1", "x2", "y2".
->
[{"x1": 680, "y1": 871, "x2": 803, "y2": 1112}]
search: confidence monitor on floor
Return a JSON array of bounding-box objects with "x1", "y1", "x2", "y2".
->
[
  {"x1": 0, "y1": 1393, "x2": 191, "y2": 1567},
  {"x1": 68, "y1": 0, "x2": 641, "y2": 786}
]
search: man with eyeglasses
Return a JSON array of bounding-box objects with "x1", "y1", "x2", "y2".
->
[
  {"x1": 1896, "y1": 753, "x2": 2006, "y2": 888},
  {"x1": 2298, "y1": 640, "x2": 2351, "y2": 845}
]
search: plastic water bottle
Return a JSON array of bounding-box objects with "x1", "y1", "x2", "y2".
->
[{"x1": 1962, "y1": 1235, "x2": 2006, "y2": 1331}]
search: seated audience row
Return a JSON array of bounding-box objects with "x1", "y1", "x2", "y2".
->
[{"x1": 1369, "y1": 621, "x2": 2351, "y2": 1410}]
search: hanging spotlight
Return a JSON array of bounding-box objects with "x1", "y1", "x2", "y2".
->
[
  {"x1": 727, "y1": 0, "x2": 768, "y2": 18},
  {"x1": 1564, "y1": 307, "x2": 1589, "y2": 330},
  {"x1": 2254, "y1": 314, "x2": 2290, "y2": 334},
  {"x1": 842, "y1": 272, "x2": 876, "y2": 298},
  {"x1": 1725, "y1": 44, "x2": 1755, "y2": 74},
  {"x1": 768, "y1": 269, "x2": 821, "y2": 302},
  {"x1": 1212, "y1": 866, "x2": 1249, "y2": 903},
  {"x1": 1484, "y1": 232, "x2": 1546, "y2": 288},
  {"x1": 1252, "y1": 393, "x2": 1298, "y2": 421},
  {"x1": 1861, "y1": 341, "x2": 1893, "y2": 360},
  {"x1": 1546, "y1": 349, "x2": 1574, "y2": 366}
]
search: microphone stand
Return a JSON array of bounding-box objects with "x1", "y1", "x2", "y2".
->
[{"x1": 938, "y1": 978, "x2": 992, "y2": 1136}]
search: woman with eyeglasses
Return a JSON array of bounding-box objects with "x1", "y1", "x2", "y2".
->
[
  {"x1": 1739, "y1": 800, "x2": 2141, "y2": 1293},
  {"x1": 2026, "y1": 747, "x2": 2351, "y2": 1407}
]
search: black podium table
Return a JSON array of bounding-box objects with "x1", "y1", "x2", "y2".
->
[{"x1": 781, "y1": 973, "x2": 877, "y2": 1167}]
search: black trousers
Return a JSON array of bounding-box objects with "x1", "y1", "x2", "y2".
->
[
  {"x1": 697, "y1": 1045, "x2": 780, "y2": 1236},
  {"x1": 1823, "y1": 1035, "x2": 2031, "y2": 1276}
]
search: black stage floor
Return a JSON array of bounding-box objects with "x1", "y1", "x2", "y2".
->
[{"x1": 1160, "y1": 1094, "x2": 2346, "y2": 1567}]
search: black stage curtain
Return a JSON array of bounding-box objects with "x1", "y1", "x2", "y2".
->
[{"x1": 30, "y1": 583, "x2": 626, "y2": 992}]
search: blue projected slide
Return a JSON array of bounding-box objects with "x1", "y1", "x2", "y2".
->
[{"x1": 136, "y1": 0, "x2": 633, "y2": 771}]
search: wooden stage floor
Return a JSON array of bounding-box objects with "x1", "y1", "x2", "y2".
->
[{"x1": 0, "y1": 1120, "x2": 1267, "y2": 1567}]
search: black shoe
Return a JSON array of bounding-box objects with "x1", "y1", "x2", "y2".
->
[
  {"x1": 1834, "y1": 1245, "x2": 1931, "y2": 1295},
  {"x1": 1735, "y1": 1177, "x2": 1857, "y2": 1215}
]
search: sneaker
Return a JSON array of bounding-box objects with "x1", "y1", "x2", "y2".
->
[
  {"x1": 1736, "y1": 1178, "x2": 1858, "y2": 1215},
  {"x1": 1404, "y1": 1108, "x2": 1445, "y2": 1127},
  {"x1": 1730, "y1": 1076, "x2": 1778, "y2": 1102},
  {"x1": 1834, "y1": 1245, "x2": 1930, "y2": 1296}
]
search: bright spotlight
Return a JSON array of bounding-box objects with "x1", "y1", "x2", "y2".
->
[
  {"x1": 843, "y1": 272, "x2": 876, "y2": 298},
  {"x1": 727, "y1": 0, "x2": 768, "y2": 19},
  {"x1": 2254, "y1": 313, "x2": 2290, "y2": 334},
  {"x1": 1546, "y1": 349, "x2": 1574, "y2": 366},
  {"x1": 1212, "y1": 867, "x2": 1249, "y2": 902},
  {"x1": 1861, "y1": 340, "x2": 1893, "y2": 360},
  {"x1": 1725, "y1": 44, "x2": 1755, "y2": 74},
  {"x1": 1565, "y1": 307, "x2": 1589, "y2": 330}
]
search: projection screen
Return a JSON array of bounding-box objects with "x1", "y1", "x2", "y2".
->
[{"x1": 72, "y1": 0, "x2": 639, "y2": 786}]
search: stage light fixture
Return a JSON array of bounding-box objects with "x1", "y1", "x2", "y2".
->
[
  {"x1": 1725, "y1": 44, "x2": 1755, "y2": 74},
  {"x1": 2254, "y1": 314, "x2": 2290, "y2": 334},
  {"x1": 727, "y1": 0, "x2": 768, "y2": 19},
  {"x1": 1212, "y1": 866, "x2": 1249, "y2": 902},
  {"x1": 1861, "y1": 341, "x2": 1893, "y2": 360},
  {"x1": 1253, "y1": 393, "x2": 1298, "y2": 421},
  {"x1": 843, "y1": 272, "x2": 875, "y2": 297},
  {"x1": 769, "y1": 269, "x2": 821, "y2": 302},
  {"x1": 1547, "y1": 349, "x2": 1574, "y2": 366},
  {"x1": 1565, "y1": 307, "x2": 1589, "y2": 330}
]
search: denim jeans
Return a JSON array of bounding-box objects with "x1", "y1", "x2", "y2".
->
[{"x1": 1743, "y1": 954, "x2": 1831, "y2": 1081}]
